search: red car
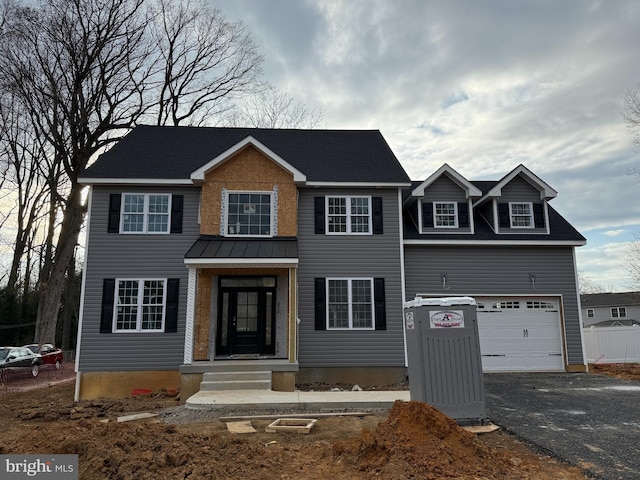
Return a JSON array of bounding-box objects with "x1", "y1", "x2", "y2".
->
[{"x1": 23, "y1": 344, "x2": 63, "y2": 370}]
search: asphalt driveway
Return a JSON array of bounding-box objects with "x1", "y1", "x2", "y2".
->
[{"x1": 484, "y1": 372, "x2": 640, "y2": 480}]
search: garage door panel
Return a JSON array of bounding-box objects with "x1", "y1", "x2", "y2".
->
[{"x1": 477, "y1": 296, "x2": 564, "y2": 372}]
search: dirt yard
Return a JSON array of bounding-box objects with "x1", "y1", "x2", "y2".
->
[
  {"x1": 589, "y1": 362, "x2": 640, "y2": 381},
  {"x1": 0, "y1": 374, "x2": 594, "y2": 479}
]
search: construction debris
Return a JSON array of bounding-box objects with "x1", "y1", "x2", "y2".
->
[
  {"x1": 226, "y1": 420, "x2": 257, "y2": 434},
  {"x1": 266, "y1": 418, "x2": 317, "y2": 434}
]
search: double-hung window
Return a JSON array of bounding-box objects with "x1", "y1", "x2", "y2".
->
[
  {"x1": 122, "y1": 194, "x2": 170, "y2": 233},
  {"x1": 433, "y1": 202, "x2": 458, "y2": 228},
  {"x1": 611, "y1": 307, "x2": 627, "y2": 318},
  {"x1": 114, "y1": 279, "x2": 166, "y2": 332},
  {"x1": 327, "y1": 278, "x2": 374, "y2": 329},
  {"x1": 327, "y1": 196, "x2": 371, "y2": 234},
  {"x1": 509, "y1": 202, "x2": 534, "y2": 228},
  {"x1": 586, "y1": 308, "x2": 595, "y2": 318},
  {"x1": 225, "y1": 191, "x2": 273, "y2": 236}
]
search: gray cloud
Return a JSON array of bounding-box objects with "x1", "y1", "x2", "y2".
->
[{"x1": 210, "y1": 0, "x2": 640, "y2": 289}]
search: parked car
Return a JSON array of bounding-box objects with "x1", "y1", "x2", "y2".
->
[
  {"x1": 23, "y1": 343, "x2": 63, "y2": 370},
  {"x1": 0, "y1": 346, "x2": 42, "y2": 378}
]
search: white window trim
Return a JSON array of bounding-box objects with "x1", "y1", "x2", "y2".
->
[
  {"x1": 326, "y1": 277, "x2": 375, "y2": 330},
  {"x1": 325, "y1": 195, "x2": 373, "y2": 235},
  {"x1": 433, "y1": 201, "x2": 459, "y2": 228},
  {"x1": 586, "y1": 308, "x2": 595, "y2": 318},
  {"x1": 223, "y1": 190, "x2": 275, "y2": 238},
  {"x1": 120, "y1": 193, "x2": 171, "y2": 234},
  {"x1": 611, "y1": 307, "x2": 627, "y2": 318},
  {"x1": 509, "y1": 201, "x2": 534, "y2": 229},
  {"x1": 113, "y1": 278, "x2": 167, "y2": 333}
]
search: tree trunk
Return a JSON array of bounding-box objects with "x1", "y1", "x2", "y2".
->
[{"x1": 34, "y1": 183, "x2": 86, "y2": 344}]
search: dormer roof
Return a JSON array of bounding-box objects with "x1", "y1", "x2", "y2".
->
[{"x1": 474, "y1": 164, "x2": 557, "y2": 207}]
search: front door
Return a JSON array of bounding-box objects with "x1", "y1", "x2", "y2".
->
[{"x1": 216, "y1": 277, "x2": 276, "y2": 356}]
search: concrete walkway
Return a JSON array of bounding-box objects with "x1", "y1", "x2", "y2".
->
[{"x1": 186, "y1": 389, "x2": 411, "y2": 411}]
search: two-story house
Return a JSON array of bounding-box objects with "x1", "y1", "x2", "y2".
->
[
  {"x1": 75, "y1": 126, "x2": 411, "y2": 400},
  {"x1": 75, "y1": 126, "x2": 587, "y2": 401},
  {"x1": 581, "y1": 292, "x2": 640, "y2": 327}
]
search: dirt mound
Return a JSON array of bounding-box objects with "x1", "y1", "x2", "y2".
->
[
  {"x1": 0, "y1": 384, "x2": 590, "y2": 480},
  {"x1": 334, "y1": 400, "x2": 515, "y2": 479}
]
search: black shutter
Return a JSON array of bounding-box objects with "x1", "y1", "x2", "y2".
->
[
  {"x1": 533, "y1": 203, "x2": 544, "y2": 228},
  {"x1": 498, "y1": 203, "x2": 509, "y2": 228},
  {"x1": 374, "y1": 278, "x2": 386, "y2": 330},
  {"x1": 372, "y1": 197, "x2": 383, "y2": 234},
  {"x1": 458, "y1": 202, "x2": 469, "y2": 228},
  {"x1": 170, "y1": 195, "x2": 184, "y2": 234},
  {"x1": 100, "y1": 279, "x2": 116, "y2": 333},
  {"x1": 314, "y1": 197, "x2": 325, "y2": 234},
  {"x1": 165, "y1": 278, "x2": 180, "y2": 333},
  {"x1": 314, "y1": 278, "x2": 326, "y2": 330},
  {"x1": 422, "y1": 202, "x2": 433, "y2": 228},
  {"x1": 108, "y1": 194, "x2": 121, "y2": 233}
]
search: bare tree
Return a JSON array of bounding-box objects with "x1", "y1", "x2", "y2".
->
[
  {"x1": 0, "y1": 0, "x2": 265, "y2": 344},
  {"x1": 624, "y1": 232, "x2": 640, "y2": 290},
  {"x1": 624, "y1": 84, "x2": 640, "y2": 150},
  {"x1": 577, "y1": 270, "x2": 605, "y2": 295},
  {"x1": 149, "y1": 0, "x2": 263, "y2": 126},
  {"x1": 225, "y1": 84, "x2": 324, "y2": 128},
  {"x1": 0, "y1": 0, "x2": 152, "y2": 343},
  {"x1": 0, "y1": 93, "x2": 59, "y2": 294}
]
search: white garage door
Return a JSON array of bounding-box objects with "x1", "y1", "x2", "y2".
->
[{"x1": 476, "y1": 297, "x2": 564, "y2": 372}]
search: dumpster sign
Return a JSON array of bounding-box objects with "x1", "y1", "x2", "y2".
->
[{"x1": 429, "y1": 310, "x2": 464, "y2": 328}]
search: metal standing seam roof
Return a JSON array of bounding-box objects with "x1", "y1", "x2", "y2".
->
[{"x1": 185, "y1": 237, "x2": 298, "y2": 261}]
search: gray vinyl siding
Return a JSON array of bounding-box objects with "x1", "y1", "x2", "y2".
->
[
  {"x1": 500, "y1": 176, "x2": 542, "y2": 202},
  {"x1": 421, "y1": 176, "x2": 472, "y2": 234},
  {"x1": 297, "y1": 187, "x2": 405, "y2": 367},
  {"x1": 404, "y1": 245, "x2": 584, "y2": 365},
  {"x1": 78, "y1": 185, "x2": 200, "y2": 372},
  {"x1": 423, "y1": 176, "x2": 467, "y2": 201}
]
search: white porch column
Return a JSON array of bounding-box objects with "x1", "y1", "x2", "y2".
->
[{"x1": 183, "y1": 266, "x2": 197, "y2": 364}]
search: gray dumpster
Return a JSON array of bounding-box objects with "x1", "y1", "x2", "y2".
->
[{"x1": 403, "y1": 296, "x2": 486, "y2": 424}]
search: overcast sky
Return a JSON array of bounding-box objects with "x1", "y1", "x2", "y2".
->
[{"x1": 210, "y1": 0, "x2": 640, "y2": 292}]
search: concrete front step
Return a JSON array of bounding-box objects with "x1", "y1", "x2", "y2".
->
[{"x1": 200, "y1": 370, "x2": 272, "y2": 391}]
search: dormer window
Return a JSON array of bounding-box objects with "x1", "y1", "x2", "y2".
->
[
  {"x1": 434, "y1": 202, "x2": 458, "y2": 228},
  {"x1": 509, "y1": 202, "x2": 534, "y2": 228},
  {"x1": 225, "y1": 191, "x2": 273, "y2": 236}
]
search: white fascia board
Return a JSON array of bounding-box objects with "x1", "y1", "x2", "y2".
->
[
  {"x1": 78, "y1": 177, "x2": 193, "y2": 186},
  {"x1": 190, "y1": 135, "x2": 306, "y2": 183},
  {"x1": 411, "y1": 164, "x2": 482, "y2": 198},
  {"x1": 482, "y1": 164, "x2": 558, "y2": 202},
  {"x1": 403, "y1": 239, "x2": 587, "y2": 247},
  {"x1": 184, "y1": 258, "x2": 299, "y2": 266},
  {"x1": 305, "y1": 181, "x2": 412, "y2": 188}
]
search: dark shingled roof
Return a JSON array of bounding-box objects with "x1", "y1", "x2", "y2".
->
[
  {"x1": 81, "y1": 125, "x2": 411, "y2": 184},
  {"x1": 581, "y1": 292, "x2": 640, "y2": 307},
  {"x1": 403, "y1": 180, "x2": 585, "y2": 243}
]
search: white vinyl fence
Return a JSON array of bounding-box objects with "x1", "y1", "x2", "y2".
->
[{"x1": 582, "y1": 325, "x2": 640, "y2": 363}]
